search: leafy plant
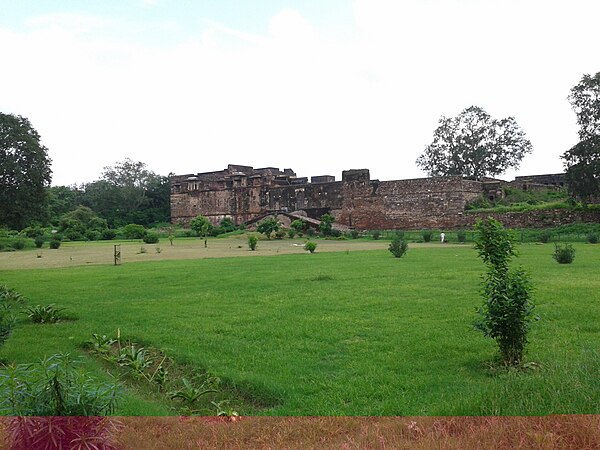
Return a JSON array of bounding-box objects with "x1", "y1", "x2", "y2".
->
[
  {"x1": 457, "y1": 230, "x2": 467, "y2": 243},
  {"x1": 421, "y1": 231, "x2": 433, "y2": 242},
  {"x1": 350, "y1": 229, "x2": 360, "y2": 239},
  {"x1": 587, "y1": 232, "x2": 599, "y2": 244},
  {"x1": 538, "y1": 230, "x2": 552, "y2": 243},
  {"x1": 287, "y1": 229, "x2": 296, "y2": 238},
  {"x1": 88, "y1": 333, "x2": 117, "y2": 357},
  {"x1": 168, "y1": 377, "x2": 218, "y2": 410},
  {"x1": 212, "y1": 400, "x2": 239, "y2": 420},
  {"x1": 372, "y1": 231, "x2": 381, "y2": 240},
  {"x1": 11, "y1": 239, "x2": 25, "y2": 250},
  {"x1": 168, "y1": 234, "x2": 175, "y2": 246},
  {"x1": 248, "y1": 235, "x2": 258, "y2": 251},
  {"x1": 49, "y1": 237, "x2": 61, "y2": 249},
  {"x1": 304, "y1": 241, "x2": 317, "y2": 253},
  {"x1": 553, "y1": 243, "x2": 576, "y2": 264},
  {"x1": 388, "y1": 235, "x2": 408, "y2": 258},
  {"x1": 118, "y1": 344, "x2": 153, "y2": 377},
  {"x1": 122, "y1": 223, "x2": 147, "y2": 240},
  {"x1": 25, "y1": 304, "x2": 66, "y2": 324},
  {"x1": 274, "y1": 229, "x2": 286, "y2": 240},
  {"x1": 0, "y1": 353, "x2": 120, "y2": 416},
  {"x1": 319, "y1": 213, "x2": 334, "y2": 236},
  {"x1": 474, "y1": 218, "x2": 536, "y2": 366}
]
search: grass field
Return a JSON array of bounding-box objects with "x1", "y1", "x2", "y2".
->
[{"x1": 0, "y1": 237, "x2": 598, "y2": 416}]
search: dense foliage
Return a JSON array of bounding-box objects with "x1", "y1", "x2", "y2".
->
[
  {"x1": 0, "y1": 113, "x2": 52, "y2": 230},
  {"x1": 563, "y1": 72, "x2": 600, "y2": 203},
  {"x1": 416, "y1": 106, "x2": 532, "y2": 179}
]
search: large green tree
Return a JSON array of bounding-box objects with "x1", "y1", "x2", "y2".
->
[
  {"x1": 82, "y1": 159, "x2": 170, "y2": 227},
  {"x1": 416, "y1": 106, "x2": 533, "y2": 179},
  {"x1": 0, "y1": 113, "x2": 52, "y2": 229},
  {"x1": 563, "y1": 72, "x2": 600, "y2": 202}
]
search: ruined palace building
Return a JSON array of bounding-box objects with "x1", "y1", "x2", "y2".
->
[{"x1": 170, "y1": 164, "x2": 565, "y2": 230}]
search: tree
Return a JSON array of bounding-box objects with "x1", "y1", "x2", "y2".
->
[
  {"x1": 562, "y1": 72, "x2": 600, "y2": 202},
  {"x1": 82, "y1": 160, "x2": 170, "y2": 227},
  {"x1": 568, "y1": 71, "x2": 600, "y2": 139},
  {"x1": 190, "y1": 215, "x2": 212, "y2": 247},
  {"x1": 562, "y1": 135, "x2": 600, "y2": 203},
  {"x1": 256, "y1": 217, "x2": 280, "y2": 239},
  {"x1": 0, "y1": 113, "x2": 52, "y2": 229},
  {"x1": 319, "y1": 213, "x2": 334, "y2": 236},
  {"x1": 416, "y1": 106, "x2": 533, "y2": 179}
]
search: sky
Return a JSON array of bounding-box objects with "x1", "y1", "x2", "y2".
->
[{"x1": 1, "y1": 0, "x2": 598, "y2": 186}]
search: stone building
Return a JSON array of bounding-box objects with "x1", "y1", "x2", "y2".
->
[{"x1": 170, "y1": 164, "x2": 494, "y2": 230}]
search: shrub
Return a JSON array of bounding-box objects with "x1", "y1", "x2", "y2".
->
[
  {"x1": 474, "y1": 218, "x2": 536, "y2": 366},
  {"x1": 305, "y1": 228, "x2": 316, "y2": 237},
  {"x1": 123, "y1": 224, "x2": 146, "y2": 240},
  {"x1": 457, "y1": 230, "x2": 467, "y2": 243},
  {"x1": 11, "y1": 240, "x2": 25, "y2": 250},
  {"x1": 49, "y1": 238, "x2": 61, "y2": 249},
  {"x1": 319, "y1": 213, "x2": 334, "y2": 236},
  {"x1": 25, "y1": 304, "x2": 66, "y2": 324},
  {"x1": 388, "y1": 236, "x2": 408, "y2": 258},
  {"x1": 257, "y1": 217, "x2": 280, "y2": 239},
  {"x1": 290, "y1": 219, "x2": 305, "y2": 233},
  {"x1": 553, "y1": 243, "x2": 576, "y2": 264},
  {"x1": 538, "y1": 230, "x2": 552, "y2": 243},
  {"x1": 287, "y1": 229, "x2": 296, "y2": 239},
  {"x1": 0, "y1": 285, "x2": 23, "y2": 346},
  {"x1": 85, "y1": 230, "x2": 102, "y2": 241},
  {"x1": 34, "y1": 236, "x2": 44, "y2": 248},
  {"x1": 248, "y1": 235, "x2": 258, "y2": 251},
  {"x1": 274, "y1": 229, "x2": 286, "y2": 240},
  {"x1": 587, "y1": 232, "x2": 599, "y2": 244},
  {"x1": 372, "y1": 231, "x2": 381, "y2": 240},
  {"x1": 102, "y1": 229, "x2": 117, "y2": 240},
  {"x1": 421, "y1": 231, "x2": 433, "y2": 242},
  {"x1": 143, "y1": 232, "x2": 160, "y2": 244},
  {"x1": 0, "y1": 353, "x2": 120, "y2": 415},
  {"x1": 350, "y1": 230, "x2": 360, "y2": 239},
  {"x1": 304, "y1": 241, "x2": 317, "y2": 253}
]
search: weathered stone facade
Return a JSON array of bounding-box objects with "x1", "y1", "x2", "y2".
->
[{"x1": 171, "y1": 164, "x2": 485, "y2": 230}]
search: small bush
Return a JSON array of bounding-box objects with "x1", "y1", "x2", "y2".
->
[
  {"x1": 457, "y1": 230, "x2": 467, "y2": 243},
  {"x1": 12, "y1": 240, "x2": 25, "y2": 250},
  {"x1": 26, "y1": 304, "x2": 66, "y2": 324},
  {"x1": 388, "y1": 236, "x2": 408, "y2": 258},
  {"x1": 248, "y1": 235, "x2": 258, "y2": 251},
  {"x1": 34, "y1": 236, "x2": 44, "y2": 248},
  {"x1": 304, "y1": 241, "x2": 317, "y2": 253},
  {"x1": 538, "y1": 231, "x2": 552, "y2": 243},
  {"x1": 49, "y1": 239, "x2": 61, "y2": 249},
  {"x1": 587, "y1": 233, "x2": 599, "y2": 244},
  {"x1": 123, "y1": 224, "x2": 147, "y2": 240},
  {"x1": 305, "y1": 228, "x2": 316, "y2": 237},
  {"x1": 143, "y1": 232, "x2": 160, "y2": 244},
  {"x1": 85, "y1": 230, "x2": 102, "y2": 241},
  {"x1": 372, "y1": 231, "x2": 381, "y2": 240},
  {"x1": 421, "y1": 231, "x2": 433, "y2": 242},
  {"x1": 274, "y1": 229, "x2": 286, "y2": 240},
  {"x1": 553, "y1": 243, "x2": 575, "y2": 264},
  {"x1": 102, "y1": 229, "x2": 117, "y2": 240},
  {"x1": 287, "y1": 229, "x2": 296, "y2": 239},
  {"x1": 350, "y1": 230, "x2": 360, "y2": 239}
]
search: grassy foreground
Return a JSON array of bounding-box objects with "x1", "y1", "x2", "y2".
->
[{"x1": 0, "y1": 240, "x2": 598, "y2": 415}]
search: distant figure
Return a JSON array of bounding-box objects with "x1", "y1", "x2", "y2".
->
[{"x1": 440, "y1": 232, "x2": 446, "y2": 243}]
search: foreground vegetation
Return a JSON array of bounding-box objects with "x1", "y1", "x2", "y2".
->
[{"x1": 0, "y1": 240, "x2": 598, "y2": 416}]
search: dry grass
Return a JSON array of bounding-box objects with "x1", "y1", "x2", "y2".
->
[
  {"x1": 2, "y1": 416, "x2": 597, "y2": 449},
  {"x1": 0, "y1": 237, "x2": 395, "y2": 270}
]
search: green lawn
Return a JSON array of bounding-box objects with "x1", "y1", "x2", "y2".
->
[{"x1": 0, "y1": 242, "x2": 598, "y2": 415}]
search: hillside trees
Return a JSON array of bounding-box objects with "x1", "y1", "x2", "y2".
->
[
  {"x1": 416, "y1": 106, "x2": 533, "y2": 179},
  {"x1": 562, "y1": 71, "x2": 600, "y2": 203},
  {"x1": 0, "y1": 113, "x2": 52, "y2": 229}
]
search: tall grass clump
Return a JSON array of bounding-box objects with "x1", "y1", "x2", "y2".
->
[{"x1": 474, "y1": 218, "x2": 536, "y2": 366}]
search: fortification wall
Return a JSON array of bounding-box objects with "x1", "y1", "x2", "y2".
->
[{"x1": 465, "y1": 209, "x2": 600, "y2": 229}]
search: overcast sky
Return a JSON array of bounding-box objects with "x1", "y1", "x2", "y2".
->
[{"x1": 1, "y1": 0, "x2": 598, "y2": 186}]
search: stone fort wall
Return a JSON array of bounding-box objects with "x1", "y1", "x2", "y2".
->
[{"x1": 171, "y1": 164, "x2": 485, "y2": 230}]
